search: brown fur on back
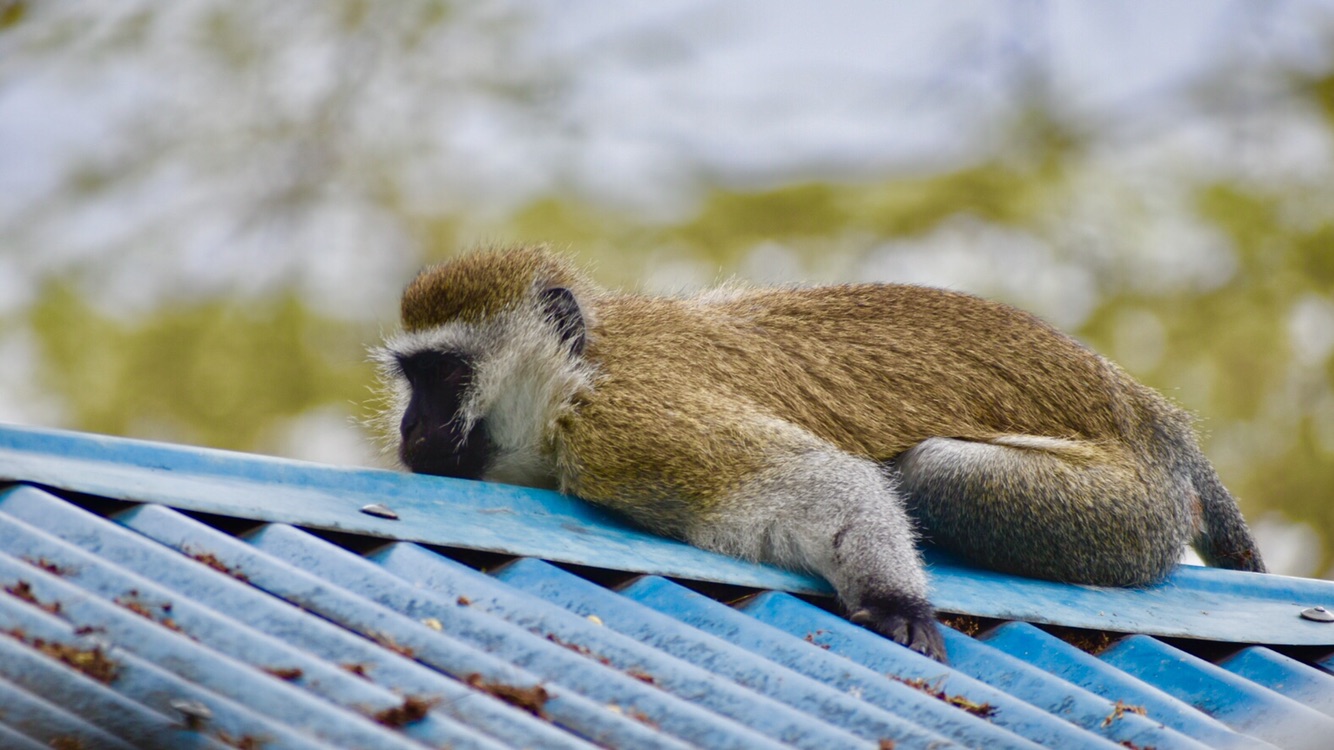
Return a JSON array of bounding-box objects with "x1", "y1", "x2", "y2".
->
[
  {"x1": 581, "y1": 285, "x2": 1149, "y2": 457},
  {"x1": 549, "y1": 280, "x2": 1167, "y2": 531}
]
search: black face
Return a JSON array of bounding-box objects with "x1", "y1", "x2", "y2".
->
[{"x1": 396, "y1": 350, "x2": 493, "y2": 479}]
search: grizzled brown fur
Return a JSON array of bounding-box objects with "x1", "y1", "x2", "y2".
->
[
  {"x1": 381, "y1": 245, "x2": 1267, "y2": 661},
  {"x1": 401, "y1": 247, "x2": 594, "y2": 331}
]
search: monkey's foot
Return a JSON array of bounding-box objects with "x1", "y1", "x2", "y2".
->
[{"x1": 849, "y1": 595, "x2": 947, "y2": 663}]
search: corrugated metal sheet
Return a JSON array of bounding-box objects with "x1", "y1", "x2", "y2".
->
[{"x1": 1, "y1": 424, "x2": 1333, "y2": 749}]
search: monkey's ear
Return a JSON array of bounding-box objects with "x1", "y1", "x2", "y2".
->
[{"x1": 539, "y1": 286, "x2": 587, "y2": 356}]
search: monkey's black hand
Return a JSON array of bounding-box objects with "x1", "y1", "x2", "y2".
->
[{"x1": 849, "y1": 594, "x2": 947, "y2": 663}]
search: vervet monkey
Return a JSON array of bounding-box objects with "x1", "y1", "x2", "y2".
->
[{"x1": 374, "y1": 245, "x2": 1266, "y2": 662}]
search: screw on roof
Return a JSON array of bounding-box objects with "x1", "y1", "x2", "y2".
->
[
  {"x1": 360, "y1": 503, "x2": 400, "y2": 520},
  {"x1": 1299, "y1": 606, "x2": 1334, "y2": 622}
]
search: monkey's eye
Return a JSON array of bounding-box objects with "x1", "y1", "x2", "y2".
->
[{"x1": 395, "y1": 350, "x2": 470, "y2": 388}]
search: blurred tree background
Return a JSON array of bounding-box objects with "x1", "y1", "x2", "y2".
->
[{"x1": 1, "y1": 1, "x2": 1332, "y2": 577}]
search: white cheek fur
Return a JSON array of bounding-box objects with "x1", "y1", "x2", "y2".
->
[{"x1": 370, "y1": 312, "x2": 596, "y2": 488}]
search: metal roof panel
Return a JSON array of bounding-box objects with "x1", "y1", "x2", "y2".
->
[
  {"x1": 977, "y1": 620, "x2": 1277, "y2": 749},
  {"x1": 1099, "y1": 633, "x2": 1334, "y2": 748},
  {"x1": 1, "y1": 489, "x2": 581, "y2": 749},
  {"x1": 2, "y1": 423, "x2": 1334, "y2": 749},
  {"x1": 742, "y1": 589, "x2": 1232, "y2": 750},
  {"x1": 1218, "y1": 646, "x2": 1334, "y2": 717},
  {"x1": 490, "y1": 559, "x2": 968, "y2": 748},
  {"x1": 113, "y1": 501, "x2": 696, "y2": 750},
  {"x1": 610, "y1": 572, "x2": 1048, "y2": 749},
  {"x1": 371, "y1": 544, "x2": 903, "y2": 748},
  {"x1": 5, "y1": 424, "x2": 1334, "y2": 646}
]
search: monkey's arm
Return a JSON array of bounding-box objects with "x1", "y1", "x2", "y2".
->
[
  {"x1": 690, "y1": 439, "x2": 945, "y2": 660},
  {"x1": 557, "y1": 401, "x2": 946, "y2": 661}
]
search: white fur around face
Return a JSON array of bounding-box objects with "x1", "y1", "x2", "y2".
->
[
  {"x1": 470, "y1": 311, "x2": 597, "y2": 488},
  {"x1": 374, "y1": 309, "x2": 596, "y2": 489}
]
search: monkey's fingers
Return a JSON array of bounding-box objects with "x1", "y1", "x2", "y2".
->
[{"x1": 850, "y1": 601, "x2": 948, "y2": 663}]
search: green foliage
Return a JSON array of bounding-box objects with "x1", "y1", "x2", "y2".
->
[
  {"x1": 671, "y1": 184, "x2": 851, "y2": 265},
  {"x1": 1308, "y1": 70, "x2": 1334, "y2": 130},
  {"x1": 503, "y1": 159, "x2": 1063, "y2": 273},
  {"x1": 0, "y1": 1, "x2": 26, "y2": 30},
  {"x1": 27, "y1": 284, "x2": 374, "y2": 451},
  {"x1": 509, "y1": 198, "x2": 629, "y2": 250},
  {"x1": 853, "y1": 161, "x2": 1056, "y2": 237}
]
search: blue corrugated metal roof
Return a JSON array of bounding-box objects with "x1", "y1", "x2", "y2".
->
[{"x1": 1, "y1": 423, "x2": 1332, "y2": 749}]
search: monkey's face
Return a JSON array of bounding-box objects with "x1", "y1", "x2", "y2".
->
[
  {"x1": 376, "y1": 251, "x2": 594, "y2": 488},
  {"x1": 392, "y1": 349, "x2": 494, "y2": 479}
]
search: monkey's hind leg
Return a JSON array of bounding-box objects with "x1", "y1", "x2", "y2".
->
[{"x1": 893, "y1": 436, "x2": 1190, "y2": 587}]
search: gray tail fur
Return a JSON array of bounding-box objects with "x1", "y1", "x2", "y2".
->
[
  {"x1": 1186, "y1": 453, "x2": 1266, "y2": 573},
  {"x1": 1136, "y1": 387, "x2": 1267, "y2": 574}
]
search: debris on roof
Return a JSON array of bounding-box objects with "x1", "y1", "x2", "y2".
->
[{"x1": 1, "y1": 423, "x2": 1332, "y2": 749}]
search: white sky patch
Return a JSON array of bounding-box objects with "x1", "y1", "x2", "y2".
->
[
  {"x1": 1288, "y1": 293, "x2": 1334, "y2": 367},
  {"x1": 1252, "y1": 511, "x2": 1325, "y2": 578},
  {"x1": 1312, "y1": 389, "x2": 1334, "y2": 455},
  {"x1": 1110, "y1": 308, "x2": 1169, "y2": 375},
  {"x1": 1056, "y1": 166, "x2": 1241, "y2": 295},
  {"x1": 641, "y1": 249, "x2": 717, "y2": 295},
  {"x1": 0, "y1": 330, "x2": 66, "y2": 428},
  {"x1": 741, "y1": 242, "x2": 804, "y2": 285},
  {"x1": 261, "y1": 407, "x2": 383, "y2": 467},
  {"x1": 859, "y1": 218, "x2": 1099, "y2": 330},
  {"x1": 2, "y1": 1, "x2": 1332, "y2": 320},
  {"x1": 0, "y1": 256, "x2": 36, "y2": 317}
]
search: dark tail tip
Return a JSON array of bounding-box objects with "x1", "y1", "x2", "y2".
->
[{"x1": 1189, "y1": 458, "x2": 1267, "y2": 574}]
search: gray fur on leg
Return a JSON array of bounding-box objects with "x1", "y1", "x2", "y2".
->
[
  {"x1": 894, "y1": 436, "x2": 1187, "y2": 587},
  {"x1": 686, "y1": 446, "x2": 946, "y2": 661}
]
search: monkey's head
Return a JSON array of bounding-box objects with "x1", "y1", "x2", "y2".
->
[{"x1": 372, "y1": 246, "x2": 597, "y2": 485}]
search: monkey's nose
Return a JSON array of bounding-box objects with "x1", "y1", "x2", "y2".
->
[{"x1": 399, "y1": 409, "x2": 422, "y2": 443}]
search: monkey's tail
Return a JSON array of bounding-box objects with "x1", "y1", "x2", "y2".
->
[
  {"x1": 1110, "y1": 366, "x2": 1267, "y2": 575},
  {"x1": 1185, "y1": 452, "x2": 1267, "y2": 573}
]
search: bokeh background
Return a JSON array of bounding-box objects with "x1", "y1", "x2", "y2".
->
[{"x1": 2, "y1": 1, "x2": 1332, "y2": 578}]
